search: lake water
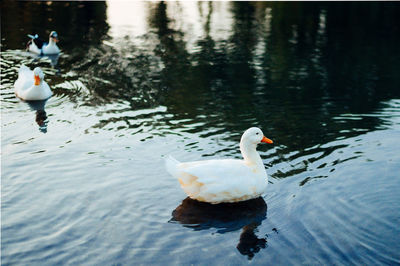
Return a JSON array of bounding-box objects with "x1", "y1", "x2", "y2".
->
[{"x1": 1, "y1": 1, "x2": 400, "y2": 265}]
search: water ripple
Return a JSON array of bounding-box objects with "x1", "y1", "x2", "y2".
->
[{"x1": 2, "y1": 2, "x2": 400, "y2": 264}]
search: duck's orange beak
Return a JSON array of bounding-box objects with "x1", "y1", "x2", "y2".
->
[
  {"x1": 261, "y1": 136, "x2": 273, "y2": 144},
  {"x1": 34, "y1": 75, "x2": 41, "y2": 85}
]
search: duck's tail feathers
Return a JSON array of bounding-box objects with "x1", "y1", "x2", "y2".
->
[
  {"x1": 27, "y1": 34, "x2": 39, "y2": 39},
  {"x1": 165, "y1": 155, "x2": 180, "y2": 177}
]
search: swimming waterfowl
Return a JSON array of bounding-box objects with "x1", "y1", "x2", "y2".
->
[
  {"x1": 14, "y1": 65, "x2": 52, "y2": 101},
  {"x1": 165, "y1": 127, "x2": 273, "y2": 204},
  {"x1": 27, "y1": 31, "x2": 60, "y2": 55}
]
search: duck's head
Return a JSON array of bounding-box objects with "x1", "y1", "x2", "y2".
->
[
  {"x1": 33, "y1": 67, "x2": 45, "y2": 86},
  {"x1": 241, "y1": 127, "x2": 273, "y2": 147},
  {"x1": 49, "y1": 31, "x2": 59, "y2": 43}
]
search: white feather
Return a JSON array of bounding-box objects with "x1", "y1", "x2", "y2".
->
[{"x1": 42, "y1": 41, "x2": 60, "y2": 55}]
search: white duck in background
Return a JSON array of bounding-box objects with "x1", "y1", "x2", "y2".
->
[
  {"x1": 14, "y1": 65, "x2": 52, "y2": 101},
  {"x1": 166, "y1": 127, "x2": 273, "y2": 204},
  {"x1": 27, "y1": 31, "x2": 60, "y2": 55}
]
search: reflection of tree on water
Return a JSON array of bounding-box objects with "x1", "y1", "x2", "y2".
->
[
  {"x1": 150, "y1": 1, "x2": 260, "y2": 131},
  {"x1": 146, "y1": 2, "x2": 400, "y2": 148},
  {"x1": 26, "y1": 100, "x2": 49, "y2": 133},
  {"x1": 66, "y1": 1, "x2": 400, "y2": 152},
  {"x1": 149, "y1": 1, "x2": 191, "y2": 90},
  {"x1": 5, "y1": 1, "x2": 397, "y2": 146},
  {"x1": 170, "y1": 197, "x2": 269, "y2": 260}
]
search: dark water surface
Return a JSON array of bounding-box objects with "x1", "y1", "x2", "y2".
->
[{"x1": 2, "y1": 1, "x2": 400, "y2": 265}]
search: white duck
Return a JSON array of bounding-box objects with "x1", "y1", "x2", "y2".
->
[
  {"x1": 14, "y1": 65, "x2": 52, "y2": 101},
  {"x1": 27, "y1": 31, "x2": 60, "y2": 55},
  {"x1": 166, "y1": 127, "x2": 273, "y2": 204}
]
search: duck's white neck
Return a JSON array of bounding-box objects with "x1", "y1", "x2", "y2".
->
[
  {"x1": 240, "y1": 142, "x2": 264, "y2": 168},
  {"x1": 48, "y1": 39, "x2": 56, "y2": 45}
]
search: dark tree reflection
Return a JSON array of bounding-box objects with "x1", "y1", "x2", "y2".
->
[
  {"x1": 2, "y1": 1, "x2": 399, "y2": 154},
  {"x1": 149, "y1": 1, "x2": 191, "y2": 89}
]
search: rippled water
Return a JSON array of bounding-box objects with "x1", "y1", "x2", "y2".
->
[{"x1": 2, "y1": 1, "x2": 400, "y2": 265}]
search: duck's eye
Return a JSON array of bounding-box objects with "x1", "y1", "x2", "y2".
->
[{"x1": 256, "y1": 132, "x2": 259, "y2": 135}]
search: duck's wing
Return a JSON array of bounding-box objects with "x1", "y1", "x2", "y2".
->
[
  {"x1": 179, "y1": 159, "x2": 250, "y2": 184},
  {"x1": 178, "y1": 159, "x2": 259, "y2": 198},
  {"x1": 177, "y1": 159, "x2": 266, "y2": 203}
]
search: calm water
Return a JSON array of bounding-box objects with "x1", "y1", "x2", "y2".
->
[{"x1": 2, "y1": 1, "x2": 400, "y2": 265}]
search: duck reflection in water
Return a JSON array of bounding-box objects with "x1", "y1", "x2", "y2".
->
[
  {"x1": 28, "y1": 53, "x2": 60, "y2": 74},
  {"x1": 26, "y1": 100, "x2": 49, "y2": 133},
  {"x1": 170, "y1": 197, "x2": 268, "y2": 260},
  {"x1": 41, "y1": 54, "x2": 60, "y2": 68}
]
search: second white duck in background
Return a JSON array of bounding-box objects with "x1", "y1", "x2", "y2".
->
[
  {"x1": 14, "y1": 65, "x2": 52, "y2": 101},
  {"x1": 166, "y1": 127, "x2": 273, "y2": 204},
  {"x1": 27, "y1": 31, "x2": 60, "y2": 55}
]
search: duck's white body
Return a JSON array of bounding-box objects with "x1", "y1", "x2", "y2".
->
[
  {"x1": 42, "y1": 40, "x2": 60, "y2": 55},
  {"x1": 14, "y1": 65, "x2": 52, "y2": 101},
  {"x1": 166, "y1": 127, "x2": 273, "y2": 204},
  {"x1": 27, "y1": 31, "x2": 60, "y2": 55}
]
